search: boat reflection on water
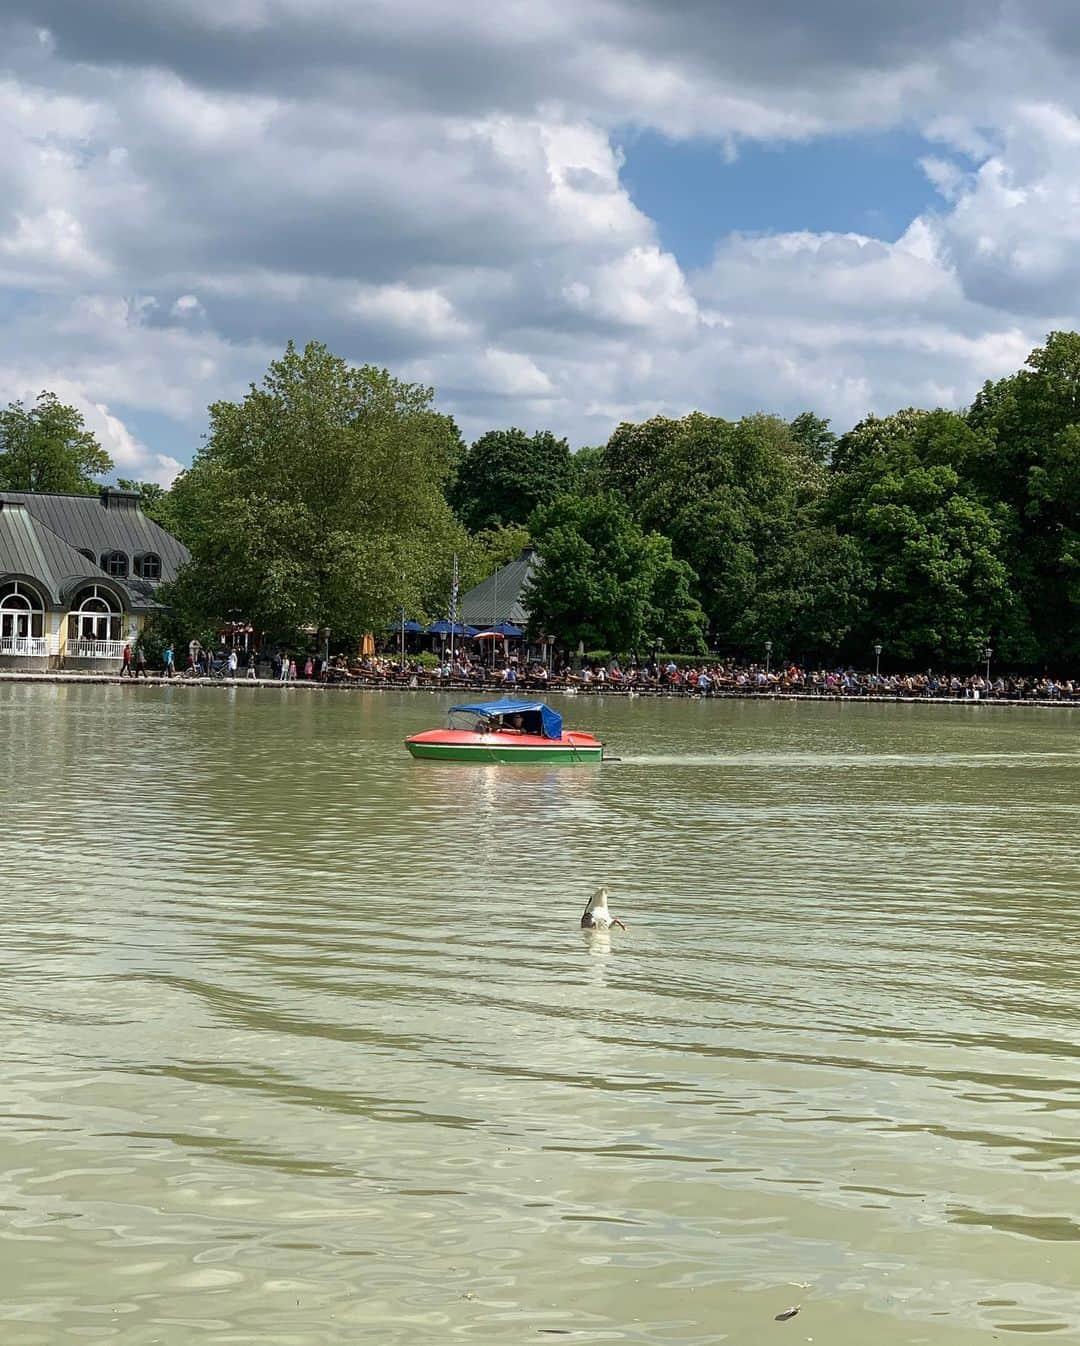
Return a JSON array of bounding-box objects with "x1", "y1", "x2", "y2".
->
[{"x1": 406, "y1": 756, "x2": 601, "y2": 807}]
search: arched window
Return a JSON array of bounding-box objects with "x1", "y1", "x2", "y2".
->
[
  {"x1": 67, "y1": 585, "x2": 122, "y2": 643},
  {"x1": 102, "y1": 551, "x2": 129, "y2": 578},
  {"x1": 0, "y1": 581, "x2": 45, "y2": 649},
  {"x1": 135, "y1": 553, "x2": 161, "y2": 580}
]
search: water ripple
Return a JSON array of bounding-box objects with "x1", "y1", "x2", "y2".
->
[{"x1": 1, "y1": 684, "x2": 1077, "y2": 1345}]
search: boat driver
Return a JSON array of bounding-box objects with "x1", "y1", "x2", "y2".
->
[{"x1": 507, "y1": 714, "x2": 526, "y2": 733}]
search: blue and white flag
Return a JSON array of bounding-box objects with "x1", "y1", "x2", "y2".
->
[{"x1": 449, "y1": 553, "x2": 459, "y2": 623}]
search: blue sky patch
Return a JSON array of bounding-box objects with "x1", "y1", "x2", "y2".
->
[{"x1": 617, "y1": 128, "x2": 940, "y2": 270}]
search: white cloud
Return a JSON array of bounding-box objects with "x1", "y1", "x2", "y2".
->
[
  {"x1": 0, "y1": 205, "x2": 105, "y2": 279},
  {"x1": 566, "y1": 245, "x2": 701, "y2": 332},
  {"x1": 0, "y1": 0, "x2": 1078, "y2": 471},
  {"x1": 349, "y1": 284, "x2": 470, "y2": 341},
  {"x1": 170, "y1": 293, "x2": 204, "y2": 318},
  {"x1": 78, "y1": 396, "x2": 183, "y2": 487},
  {"x1": 478, "y1": 348, "x2": 556, "y2": 397},
  {"x1": 932, "y1": 102, "x2": 1080, "y2": 312}
]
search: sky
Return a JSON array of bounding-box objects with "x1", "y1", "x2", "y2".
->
[{"x1": 2, "y1": 1, "x2": 1080, "y2": 484}]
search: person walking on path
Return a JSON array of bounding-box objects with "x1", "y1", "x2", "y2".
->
[
  {"x1": 163, "y1": 644, "x2": 175, "y2": 678},
  {"x1": 246, "y1": 648, "x2": 258, "y2": 680},
  {"x1": 135, "y1": 645, "x2": 147, "y2": 678},
  {"x1": 279, "y1": 651, "x2": 289, "y2": 683},
  {"x1": 228, "y1": 648, "x2": 239, "y2": 677},
  {"x1": 120, "y1": 643, "x2": 133, "y2": 677}
]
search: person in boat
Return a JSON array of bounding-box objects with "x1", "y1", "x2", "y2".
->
[{"x1": 489, "y1": 713, "x2": 525, "y2": 734}]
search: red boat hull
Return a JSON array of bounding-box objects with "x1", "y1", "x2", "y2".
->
[{"x1": 405, "y1": 728, "x2": 604, "y2": 763}]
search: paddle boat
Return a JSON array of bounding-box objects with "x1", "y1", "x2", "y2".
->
[{"x1": 405, "y1": 698, "x2": 605, "y2": 764}]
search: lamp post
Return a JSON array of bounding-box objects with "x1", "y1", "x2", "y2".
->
[
  {"x1": 653, "y1": 638, "x2": 661, "y2": 683},
  {"x1": 399, "y1": 569, "x2": 407, "y2": 669},
  {"x1": 984, "y1": 644, "x2": 992, "y2": 692},
  {"x1": 764, "y1": 640, "x2": 772, "y2": 676},
  {"x1": 320, "y1": 626, "x2": 330, "y2": 677},
  {"x1": 546, "y1": 633, "x2": 554, "y2": 672},
  {"x1": 874, "y1": 643, "x2": 882, "y2": 680}
]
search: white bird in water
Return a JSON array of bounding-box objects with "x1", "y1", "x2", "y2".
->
[{"x1": 580, "y1": 886, "x2": 626, "y2": 930}]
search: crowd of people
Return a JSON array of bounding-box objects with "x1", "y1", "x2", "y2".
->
[
  {"x1": 158, "y1": 640, "x2": 1076, "y2": 702},
  {"x1": 651, "y1": 662, "x2": 1078, "y2": 701},
  {"x1": 305, "y1": 651, "x2": 1078, "y2": 701}
]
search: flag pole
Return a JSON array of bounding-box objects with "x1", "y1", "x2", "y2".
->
[
  {"x1": 492, "y1": 566, "x2": 499, "y2": 669},
  {"x1": 449, "y1": 553, "x2": 459, "y2": 671}
]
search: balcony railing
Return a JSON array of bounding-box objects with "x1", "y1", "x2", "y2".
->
[
  {"x1": 67, "y1": 638, "x2": 127, "y2": 660},
  {"x1": 0, "y1": 636, "x2": 47, "y2": 657}
]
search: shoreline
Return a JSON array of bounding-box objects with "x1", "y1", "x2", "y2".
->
[{"x1": 0, "y1": 669, "x2": 1075, "y2": 708}]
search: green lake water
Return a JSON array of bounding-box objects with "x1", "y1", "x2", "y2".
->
[{"x1": 0, "y1": 683, "x2": 1077, "y2": 1344}]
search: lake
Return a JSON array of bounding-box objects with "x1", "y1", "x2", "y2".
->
[{"x1": 0, "y1": 683, "x2": 1077, "y2": 1345}]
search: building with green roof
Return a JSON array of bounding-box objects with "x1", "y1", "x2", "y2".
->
[
  {"x1": 0, "y1": 487, "x2": 189, "y2": 670},
  {"x1": 458, "y1": 547, "x2": 539, "y2": 630}
]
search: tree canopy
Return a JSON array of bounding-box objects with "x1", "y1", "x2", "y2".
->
[
  {"x1": 449, "y1": 428, "x2": 572, "y2": 532},
  {"x1": 592, "y1": 412, "x2": 827, "y2": 654},
  {"x1": 168, "y1": 341, "x2": 470, "y2": 640},
  {"x1": 525, "y1": 492, "x2": 706, "y2": 653},
  {"x1": 0, "y1": 392, "x2": 112, "y2": 493},
  {"x1": 827, "y1": 410, "x2": 1017, "y2": 662},
  {"x1": 967, "y1": 331, "x2": 1080, "y2": 664}
]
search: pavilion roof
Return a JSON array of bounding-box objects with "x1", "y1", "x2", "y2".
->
[{"x1": 459, "y1": 548, "x2": 539, "y2": 628}]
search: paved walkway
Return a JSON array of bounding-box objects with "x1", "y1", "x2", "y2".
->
[{"x1": 0, "y1": 669, "x2": 1073, "y2": 707}]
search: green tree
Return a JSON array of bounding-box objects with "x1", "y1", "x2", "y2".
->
[
  {"x1": 454, "y1": 522, "x2": 533, "y2": 594},
  {"x1": 567, "y1": 443, "x2": 605, "y2": 497},
  {"x1": 450, "y1": 428, "x2": 572, "y2": 531},
  {"x1": 748, "y1": 523, "x2": 868, "y2": 661},
  {"x1": 606, "y1": 413, "x2": 826, "y2": 651},
  {"x1": 168, "y1": 341, "x2": 469, "y2": 641},
  {"x1": 470, "y1": 522, "x2": 531, "y2": 575},
  {"x1": 0, "y1": 391, "x2": 112, "y2": 493},
  {"x1": 967, "y1": 331, "x2": 1080, "y2": 664},
  {"x1": 789, "y1": 411, "x2": 837, "y2": 465},
  {"x1": 525, "y1": 492, "x2": 706, "y2": 653},
  {"x1": 593, "y1": 415, "x2": 679, "y2": 512},
  {"x1": 827, "y1": 410, "x2": 1018, "y2": 662}
]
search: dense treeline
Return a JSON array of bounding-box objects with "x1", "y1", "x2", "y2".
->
[
  {"x1": 4, "y1": 334, "x2": 1076, "y2": 669},
  {"x1": 459, "y1": 334, "x2": 1078, "y2": 668}
]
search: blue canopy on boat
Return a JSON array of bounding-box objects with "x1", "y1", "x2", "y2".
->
[
  {"x1": 427, "y1": 620, "x2": 477, "y2": 636},
  {"x1": 449, "y1": 698, "x2": 563, "y2": 740}
]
